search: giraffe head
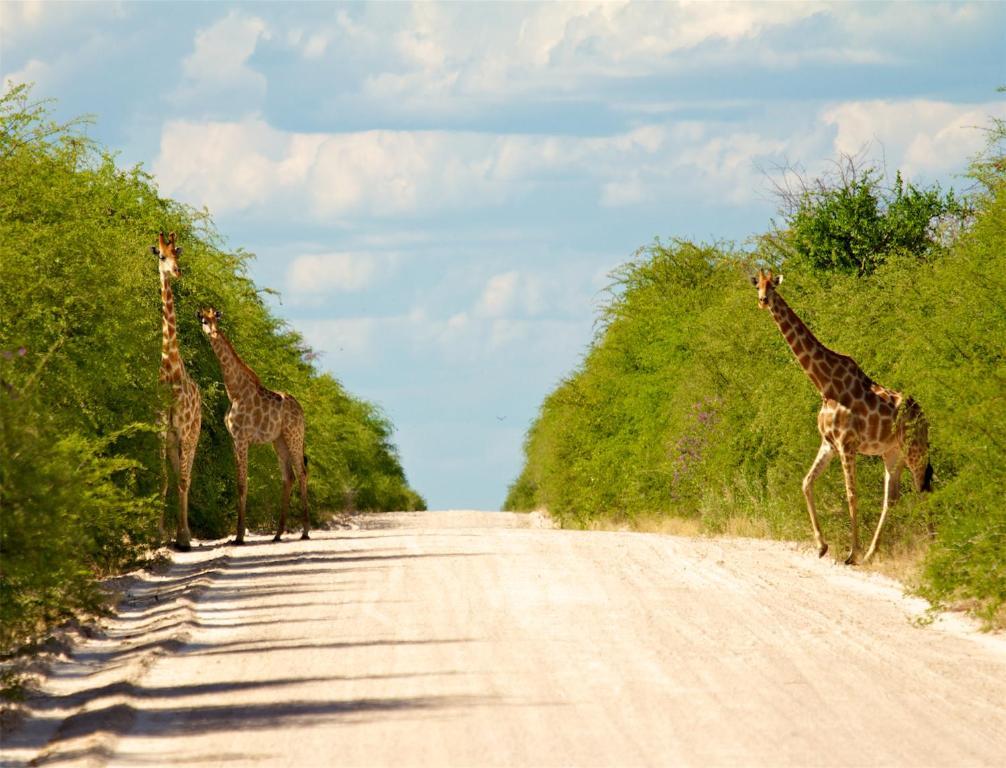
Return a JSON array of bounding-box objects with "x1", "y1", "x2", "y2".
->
[
  {"x1": 197, "y1": 307, "x2": 222, "y2": 339},
  {"x1": 906, "y1": 446, "x2": 934, "y2": 494},
  {"x1": 750, "y1": 270, "x2": 782, "y2": 309},
  {"x1": 152, "y1": 231, "x2": 183, "y2": 280},
  {"x1": 900, "y1": 401, "x2": 934, "y2": 493}
]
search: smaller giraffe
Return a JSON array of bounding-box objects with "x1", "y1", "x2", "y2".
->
[
  {"x1": 197, "y1": 308, "x2": 309, "y2": 543},
  {"x1": 752, "y1": 270, "x2": 932, "y2": 564},
  {"x1": 153, "y1": 232, "x2": 201, "y2": 551}
]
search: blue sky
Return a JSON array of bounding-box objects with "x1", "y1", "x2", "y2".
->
[{"x1": 3, "y1": 2, "x2": 1004, "y2": 509}]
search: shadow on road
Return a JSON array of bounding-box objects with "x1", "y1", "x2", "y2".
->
[{"x1": 19, "y1": 536, "x2": 498, "y2": 766}]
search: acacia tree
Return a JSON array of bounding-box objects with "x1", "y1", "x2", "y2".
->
[{"x1": 766, "y1": 153, "x2": 970, "y2": 276}]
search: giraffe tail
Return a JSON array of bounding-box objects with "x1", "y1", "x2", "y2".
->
[
  {"x1": 303, "y1": 454, "x2": 309, "y2": 476},
  {"x1": 922, "y1": 461, "x2": 934, "y2": 492}
]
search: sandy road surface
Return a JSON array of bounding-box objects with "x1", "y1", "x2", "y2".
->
[{"x1": 4, "y1": 510, "x2": 1006, "y2": 767}]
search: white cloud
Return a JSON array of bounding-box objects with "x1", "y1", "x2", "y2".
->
[
  {"x1": 686, "y1": 132, "x2": 790, "y2": 204},
  {"x1": 476, "y1": 271, "x2": 548, "y2": 318},
  {"x1": 183, "y1": 12, "x2": 268, "y2": 81},
  {"x1": 821, "y1": 99, "x2": 1006, "y2": 180},
  {"x1": 287, "y1": 252, "x2": 389, "y2": 295},
  {"x1": 302, "y1": 32, "x2": 329, "y2": 59},
  {"x1": 289, "y1": 255, "x2": 599, "y2": 366},
  {"x1": 16, "y1": 0, "x2": 44, "y2": 25},
  {"x1": 153, "y1": 95, "x2": 1001, "y2": 224},
  {"x1": 299, "y1": 308, "x2": 587, "y2": 367},
  {"x1": 601, "y1": 174, "x2": 645, "y2": 207},
  {"x1": 151, "y1": 117, "x2": 300, "y2": 213},
  {"x1": 477, "y1": 271, "x2": 519, "y2": 317},
  {"x1": 359, "y1": 2, "x2": 824, "y2": 108},
  {"x1": 0, "y1": 0, "x2": 45, "y2": 43},
  {"x1": 2, "y1": 57, "x2": 49, "y2": 89},
  {"x1": 298, "y1": 317, "x2": 377, "y2": 359},
  {"x1": 830, "y1": 2, "x2": 987, "y2": 40},
  {"x1": 173, "y1": 11, "x2": 270, "y2": 112},
  {"x1": 154, "y1": 118, "x2": 679, "y2": 217},
  {"x1": 0, "y1": 0, "x2": 124, "y2": 43}
]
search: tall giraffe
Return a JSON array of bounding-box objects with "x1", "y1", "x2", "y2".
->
[
  {"x1": 153, "y1": 232, "x2": 201, "y2": 551},
  {"x1": 751, "y1": 270, "x2": 932, "y2": 564},
  {"x1": 197, "y1": 308, "x2": 309, "y2": 543}
]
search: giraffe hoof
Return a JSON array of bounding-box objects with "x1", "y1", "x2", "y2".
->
[
  {"x1": 844, "y1": 551, "x2": 859, "y2": 566},
  {"x1": 818, "y1": 543, "x2": 828, "y2": 558},
  {"x1": 230, "y1": 538, "x2": 245, "y2": 546},
  {"x1": 272, "y1": 534, "x2": 283, "y2": 543},
  {"x1": 173, "y1": 540, "x2": 192, "y2": 553},
  {"x1": 301, "y1": 531, "x2": 310, "y2": 540}
]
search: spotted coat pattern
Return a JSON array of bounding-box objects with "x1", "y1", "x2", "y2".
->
[
  {"x1": 754, "y1": 270, "x2": 931, "y2": 564},
  {"x1": 156, "y1": 232, "x2": 201, "y2": 550},
  {"x1": 198, "y1": 309, "x2": 309, "y2": 543}
]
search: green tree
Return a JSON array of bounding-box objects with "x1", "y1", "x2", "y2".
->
[{"x1": 768, "y1": 155, "x2": 969, "y2": 276}]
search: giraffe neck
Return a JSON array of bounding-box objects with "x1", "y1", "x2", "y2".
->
[
  {"x1": 160, "y1": 272, "x2": 187, "y2": 384},
  {"x1": 767, "y1": 289, "x2": 861, "y2": 400},
  {"x1": 208, "y1": 331, "x2": 262, "y2": 402}
]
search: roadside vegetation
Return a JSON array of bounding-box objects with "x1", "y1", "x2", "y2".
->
[
  {"x1": 0, "y1": 85, "x2": 425, "y2": 656},
  {"x1": 507, "y1": 109, "x2": 1006, "y2": 625}
]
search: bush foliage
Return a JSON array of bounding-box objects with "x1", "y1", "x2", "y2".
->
[
  {"x1": 0, "y1": 86, "x2": 424, "y2": 652},
  {"x1": 769, "y1": 158, "x2": 969, "y2": 276},
  {"x1": 508, "y1": 123, "x2": 1006, "y2": 621}
]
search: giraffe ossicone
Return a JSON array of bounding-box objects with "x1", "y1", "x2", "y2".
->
[
  {"x1": 752, "y1": 269, "x2": 932, "y2": 564},
  {"x1": 198, "y1": 307, "x2": 310, "y2": 544}
]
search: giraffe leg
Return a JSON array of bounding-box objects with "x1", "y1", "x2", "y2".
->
[
  {"x1": 273, "y1": 436, "x2": 294, "y2": 542},
  {"x1": 298, "y1": 455, "x2": 309, "y2": 540},
  {"x1": 175, "y1": 431, "x2": 198, "y2": 552},
  {"x1": 233, "y1": 440, "x2": 249, "y2": 545},
  {"x1": 864, "y1": 451, "x2": 903, "y2": 563},
  {"x1": 802, "y1": 441, "x2": 834, "y2": 557},
  {"x1": 281, "y1": 421, "x2": 310, "y2": 540},
  {"x1": 162, "y1": 428, "x2": 181, "y2": 545},
  {"x1": 159, "y1": 425, "x2": 172, "y2": 543},
  {"x1": 293, "y1": 444, "x2": 307, "y2": 539},
  {"x1": 838, "y1": 449, "x2": 860, "y2": 565}
]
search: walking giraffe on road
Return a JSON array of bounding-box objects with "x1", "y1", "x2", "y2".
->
[
  {"x1": 197, "y1": 308, "x2": 309, "y2": 543},
  {"x1": 751, "y1": 270, "x2": 932, "y2": 564},
  {"x1": 153, "y1": 231, "x2": 201, "y2": 551}
]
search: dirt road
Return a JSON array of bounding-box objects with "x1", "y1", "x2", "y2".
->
[{"x1": 5, "y1": 510, "x2": 1006, "y2": 767}]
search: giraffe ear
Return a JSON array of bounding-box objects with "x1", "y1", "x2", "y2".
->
[
  {"x1": 772, "y1": 275, "x2": 783, "y2": 287},
  {"x1": 748, "y1": 274, "x2": 758, "y2": 286},
  {"x1": 215, "y1": 309, "x2": 222, "y2": 320},
  {"x1": 150, "y1": 245, "x2": 159, "y2": 255},
  {"x1": 174, "y1": 246, "x2": 183, "y2": 256}
]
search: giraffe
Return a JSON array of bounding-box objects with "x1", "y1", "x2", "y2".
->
[
  {"x1": 152, "y1": 231, "x2": 201, "y2": 551},
  {"x1": 751, "y1": 270, "x2": 932, "y2": 564},
  {"x1": 197, "y1": 308, "x2": 309, "y2": 544}
]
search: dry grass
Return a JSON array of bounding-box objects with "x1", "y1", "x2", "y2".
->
[
  {"x1": 579, "y1": 511, "x2": 777, "y2": 541},
  {"x1": 595, "y1": 514, "x2": 704, "y2": 537},
  {"x1": 538, "y1": 507, "x2": 1003, "y2": 630},
  {"x1": 858, "y1": 534, "x2": 930, "y2": 588},
  {"x1": 719, "y1": 516, "x2": 776, "y2": 540}
]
